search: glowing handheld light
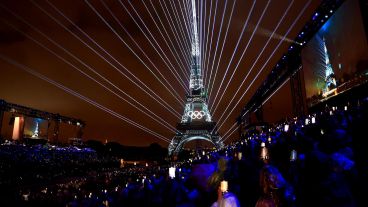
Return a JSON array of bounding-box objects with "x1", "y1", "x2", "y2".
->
[{"x1": 220, "y1": 180, "x2": 228, "y2": 193}]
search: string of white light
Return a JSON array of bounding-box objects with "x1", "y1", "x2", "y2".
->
[
  {"x1": 204, "y1": 0, "x2": 231, "y2": 101},
  {"x1": 182, "y1": 0, "x2": 194, "y2": 41},
  {"x1": 162, "y1": 0, "x2": 192, "y2": 60},
  {"x1": 216, "y1": 0, "x2": 312, "y2": 133},
  {"x1": 205, "y1": 0, "x2": 237, "y2": 96},
  {"x1": 261, "y1": 77, "x2": 291, "y2": 106},
  {"x1": 157, "y1": 0, "x2": 192, "y2": 67},
  {"x1": 0, "y1": 54, "x2": 171, "y2": 143},
  {"x1": 203, "y1": 0, "x2": 219, "y2": 90},
  {"x1": 221, "y1": 122, "x2": 237, "y2": 139},
  {"x1": 168, "y1": 0, "x2": 193, "y2": 58},
  {"x1": 149, "y1": 0, "x2": 191, "y2": 72},
  {"x1": 211, "y1": 0, "x2": 274, "y2": 114},
  {"x1": 84, "y1": 0, "x2": 185, "y2": 105},
  {"x1": 114, "y1": 0, "x2": 189, "y2": 92},
  {"x1": 0, "y1": 16, "x2": 178, "y2": 133},
  {"x1": 34, "y1": 1, "x2": 182, "y2": 118},
  {"x1": 183, "y1": 0, "x2": 194, "y2": 69},
  {"x1": 169, "y1": 0, "x2": 192, "y2": 77},
  {"x1": 202, "y1": 0, "x2": 213, "y2": 87},
  {"x1": 222, "y1": 124, "x2": 239, "y2": 142},
  {"x1": 175, "y1": 0, "x2": 194, "y2": 57},
  {"x1": 141, "y1": 0, "x2": 191, "y2": 79},
  {"x1": 199, "y1": 0, "x2": 203, "y2": 80},
  {"x1": 199, "y1": 0, "x2": 205, "y2": 86},
  {"x1": 208, "y1": 0, "x2": 258, "y2": 104}
]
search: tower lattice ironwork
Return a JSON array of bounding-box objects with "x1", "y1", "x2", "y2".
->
[{"x1": 168, "y1": 0, "x2": 223, "y2": 156}]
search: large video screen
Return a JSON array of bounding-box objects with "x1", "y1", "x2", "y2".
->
[
  {"x1": 301, "y1": 0, "x2": 368, "y2": 105},
  {"x1": 23, "y1": 117, "x2": 49, "y2": 139}
]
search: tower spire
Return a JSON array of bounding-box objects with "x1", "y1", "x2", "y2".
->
[{"x1": 190, "y1": 0, "x2": 203, "y2": 91}]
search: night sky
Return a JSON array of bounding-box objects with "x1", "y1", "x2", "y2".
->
[{"x1": 0, "y1": 0, "x2": 320, "y2": 147}]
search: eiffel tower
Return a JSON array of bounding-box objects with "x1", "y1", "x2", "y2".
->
[
  {"x1": 168, "y1": 0, "x2": 224, "y2": 156},
  {"x1": 322, "y1": 36, "x2": 336, "y2": 94}
]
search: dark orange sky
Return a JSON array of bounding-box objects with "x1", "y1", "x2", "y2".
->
[{"x1": 0, "y1": 0, "x2": 320, "y2": 147}]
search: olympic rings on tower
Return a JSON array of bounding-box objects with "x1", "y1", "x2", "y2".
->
[{"x1": 187, "y1": 111, "x2": 205, "y2": 119}]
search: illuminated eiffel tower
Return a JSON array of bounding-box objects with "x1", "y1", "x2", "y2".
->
[
  {"x1": 322, "y1": 37, "x2": 336, "y2": 94},
  {"x1": 168, "y1": 0, "x2": 223, "y2": 156}
]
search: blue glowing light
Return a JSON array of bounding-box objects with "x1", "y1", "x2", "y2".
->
[
  {"x1": 35, "y1": 118, "x2": 43, "y2": 123},
  {"x1": 321, "y1": 19, "x2": 330, "y2": 33}
]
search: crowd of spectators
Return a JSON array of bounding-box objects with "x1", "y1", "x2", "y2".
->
[
  {"x1": 0, "y1": 98, "x2": 367, "y2": 206},
  {"x1": 188, "y1": 98, "x2": 368, "y2": 206},
  {"x1": 0, "y1": 142, "x2": 207, "y2": 206}
]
